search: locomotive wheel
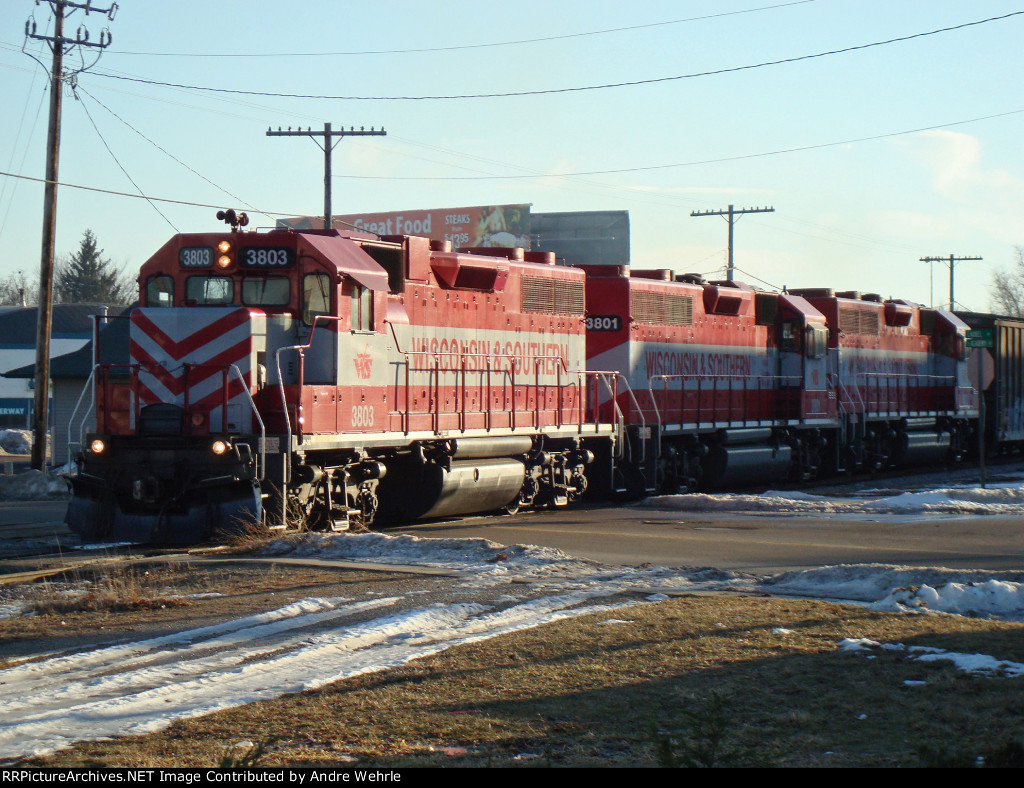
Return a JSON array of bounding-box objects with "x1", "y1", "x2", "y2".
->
[{"x1": 500, "y1": 496, "x2": 522, "y2": 516}]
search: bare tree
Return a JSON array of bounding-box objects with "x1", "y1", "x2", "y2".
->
[
  {"x1": 0, "y1": 270, "x2": 39, "y2": 306},
  {"x1": 991, "y1": 246, "x2": 1024, "y2": 317}
]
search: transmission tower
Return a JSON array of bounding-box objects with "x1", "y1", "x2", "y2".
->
[{"x1": 24, "y1": 0, "x2": 116, "y2": 471}]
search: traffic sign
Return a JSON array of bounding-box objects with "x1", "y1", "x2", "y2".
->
[
  {"x1": 968, "y1": 348, "x2": 995, "y2": 391},
  {"x1": 966, "y1": 329, "x2": 993, "y2": 348}
]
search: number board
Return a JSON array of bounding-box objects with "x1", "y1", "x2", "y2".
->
[
  {"x1": 239, "y1": 248, "x2": 295, "y2": 269},
  {"x1": 179, "y1": 247, "x2": 213, "y2": 268},
  {"x1": 586, "y1": 315, "x2": 623, "y2": 332}
]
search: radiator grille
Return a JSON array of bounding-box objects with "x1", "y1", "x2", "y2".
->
[
  {"x1": 839, "y1": 307, "x2": 880, "y2": 335},
  {"x1": 631, "y1": 290, "x2": 694, "y2": 325},
  {"x1": 521, "y1": 276, "x2": 585, "y2": 314}
]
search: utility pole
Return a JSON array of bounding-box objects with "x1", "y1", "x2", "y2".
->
[
  {"x1": 24, "y1": 0, "x2": 115, "y2": 471},
  {"x1": 690, "y1": 204, "x2": 775, "y2": 281},
  {"x1": 266, "y1": 124, "x2": 386, "y2": 230},
  {"x1": 919, "y1": 254, "x2": 982, "y2": 311}
]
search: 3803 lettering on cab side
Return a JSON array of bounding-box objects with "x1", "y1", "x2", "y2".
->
[{"x1": 65, "y1": 215, "x2": 980, "y2": 544}]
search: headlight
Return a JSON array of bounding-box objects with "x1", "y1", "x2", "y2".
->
[
  {"x1": 211, "y1": 439, "x2": 230, "y2": 456},
  {"x1": 216, "y1": 240, "x2": 233, "y2": 269},
  {"x1": 90, "y1": 438, "x2": 106, "y2": 454}
]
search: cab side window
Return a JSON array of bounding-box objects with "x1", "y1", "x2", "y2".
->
[
  {"x1": 351, "y1": 283, "x2": 373, "y2": 331},
  {"x1": 303, "y1": 273, "x2": 332, "y2": 325},
  {"x1": 805, "y1": 325, "x2": 828, "y2": 359},
  {"x1": 781, "y1": 321, "x2": 799, "y2": 353},
  {"x1": 145, "y1": 275, "x2": 174, "y2": 307}
]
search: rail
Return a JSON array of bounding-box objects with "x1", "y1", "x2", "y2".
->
[{"x1": 67, "y1": 365, "x2": 100, "y2": 465}]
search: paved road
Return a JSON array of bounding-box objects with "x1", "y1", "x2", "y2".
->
[
  {"x1": 393, "y1": 504, "x2": 1024, "y2": 574},
  {"x1": 3, "y1": 497, "x2": 1023, "y2": 575},
  {"x1": 0, "y1": 500, "x2": 68, "y2": 539}
]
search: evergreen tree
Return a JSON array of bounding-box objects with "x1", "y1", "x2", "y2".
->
[{"x1": 54, "y1": 229, "x2": 135, "y2": 305}]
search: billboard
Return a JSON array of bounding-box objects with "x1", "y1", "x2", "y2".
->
[
  {"x1": 279, "y1": 204, "x2": 532, "y2": 251},
  {"x1": 531, "y1": 210, "x2": 629, "y2": 267}
]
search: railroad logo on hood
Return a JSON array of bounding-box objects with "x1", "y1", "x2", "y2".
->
[{"x1": 354, "y1": 346, "x2": 373, "y2": 380}]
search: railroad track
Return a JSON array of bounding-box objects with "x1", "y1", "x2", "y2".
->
[{"x1": 3, "y1": 454, "x2": 1020, "y2": 581}]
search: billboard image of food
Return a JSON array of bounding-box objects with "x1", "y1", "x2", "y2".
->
[{"x1": 279, "y1": 205, "x2": 532, "y2": 251}]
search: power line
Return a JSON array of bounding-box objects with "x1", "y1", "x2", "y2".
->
[
  {"x1": 106, "y1": 1, "x2": 817, "y2": 58},
  {"x1": 75, "y1": 88, "x2": 179, "y2": 232},
  {"x1": 88, "y1": 11, "x2": 1024, "y2": 102},
  {"x1": 0, "y1": 168, "x2": 296, "y2": 215},
  {"x1": 76, "y1": 86, "x2": 267, "y2": 219},
  {"x1": 0, "y1": 57, "x2": 47, "y2": 241},
  {"x1": 336, "y1": 108, "x2": 1024, "y2": 180}
]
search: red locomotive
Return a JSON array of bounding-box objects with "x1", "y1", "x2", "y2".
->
[
  {"x1": 66, "y1": 216, "x2": 979, "y2": 543},
  {"x1": 68, "y1": 215, "x2": 611, "y2": 542}
]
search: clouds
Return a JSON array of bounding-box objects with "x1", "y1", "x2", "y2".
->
[
  {"x1": 913, "y1": 129, "x2": 1021, "y2": 200},
  {"x1": 899, "y1": 130, "x2": 1024, "y2": 246}
]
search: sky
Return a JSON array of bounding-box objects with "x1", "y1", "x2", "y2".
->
[
  {"x1": 0, "y1": 0, "x2": 1022, "y2": 311},
  {"x1": 3, "y1": 468, "x2": 1024, "y2": 760}
]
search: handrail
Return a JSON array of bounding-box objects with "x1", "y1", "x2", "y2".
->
[
  {"x1": 648, "y1": 373, "x2": 802, "y2": 425},
  {"x1": 68, "y1": 361, "x2": 266, "y2": 480},
  {"x1": 854, "y1": 372, "x2": 958, "y2": 416},
  {"x1": 67, "y1": 366, "x2": 100, "y2": 465},
  {"x1": 384, "y1": 323, "x2": 580, "y2": 435},
  {"x1": 274, "y1": 314, "x2": 344, "y2": 525},
  {"x1": 227, "y1": 363, "x2": 266, "y2": 481},
  {"x1": 587, "y1": 370, "x2": 644, "y2": 460}
]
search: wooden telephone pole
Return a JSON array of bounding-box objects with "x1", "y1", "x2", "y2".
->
[
  {"x1": 24, "y1": 0, "x2": 115, "y2": 470},
  {"x1": 919, "y1": 254, "x2": 982, "y2": 310},
  {"x1": 690, "y1": 204, "x2": 775, "y2": 281},
  {"x1": 266, "y1": 124, "x2": 386, "y2": 229}
]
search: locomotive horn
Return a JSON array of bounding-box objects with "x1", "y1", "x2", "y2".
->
[{"x1": 216, "y1": 209, "x2": 249, "y2": 230}]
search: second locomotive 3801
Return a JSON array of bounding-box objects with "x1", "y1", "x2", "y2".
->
[{"x1": 65, "y1": 214, "x2": 978, "y2": 543}]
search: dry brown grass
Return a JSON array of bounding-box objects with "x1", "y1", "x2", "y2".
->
[
  {"x1": 26, "y1": 565, "x2": 196, "y2": 615},
  {"x1": 11, "y1": 587, "x2": 1024, "y2": 769}
]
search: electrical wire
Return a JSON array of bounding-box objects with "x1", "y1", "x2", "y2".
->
[
  {"x1": 75, "y1": 88, "x2": 180, "y2": 232},
  {"x1": 76, "y1": 86, "x2": 271, "y2": 221},
  {"x1": 108, "y1": 1, "x2": 817, "y2": 57},
  {"x1": 88, "y1": 12, "x2": 1024, "y2": 101},
  {"x1": 337, "y1": 108, "x2": 1024, "y2": 180},
  {"x1": 0, "y1": 168, "x2": 297, "y2": 216},
  {"x1": 0, "y1": 50, "x2": 47, "y2": 241},
  {"x1": 732, "y1": 266, "x2": 783, "y2": 291}
]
